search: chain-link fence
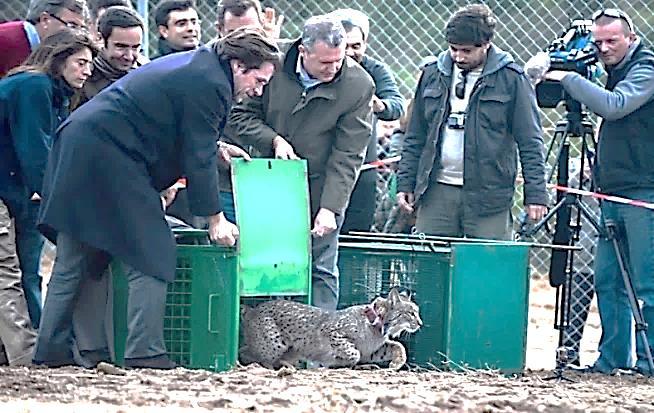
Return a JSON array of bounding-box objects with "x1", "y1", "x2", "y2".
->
[{"x1": 1, "y1": 1, "x2": 651, "y2": 331}]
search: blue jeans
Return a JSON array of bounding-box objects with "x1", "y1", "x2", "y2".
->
[
  {"x1": 14, "y1": 201, "x2": 44, "y2": 329},
  {"x1": 593, "y1": 189, "x2": 654, "y2": 374}
]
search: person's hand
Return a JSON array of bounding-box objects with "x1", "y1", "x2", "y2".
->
[
  {"x1": 372, "y1": 95, "x2": 385, "y2": 113},
  {"x1": 161, "y1": 186, "x2": 178, "y2": 208},
  {"x1": 524, "y1": 51, "x2": 550, "y2": 85},
  {"x1": 218, "y1": 141, "x2": 251, "y2": 165},
  {"x1": 544, "y1": 70, "x2": 570, "y2": 82},
  {"x1": 261, "y1": 7, "x2": 284, "y2": 39},
  {"x1": 272, "y1": 135, "x2": 300, "y2": 160},
  {"x1": 311, "y1": 208, "x2": 337, "y2": 237},
  {"x1": 208, "y1": 212, "x2": 239, "y2": 246},
  {"x1": 526, "y1": 204, "x2": 548, "y2": 222},
  {"x1": 397, "y1": 192, "x2": 415, "y2": 213}
]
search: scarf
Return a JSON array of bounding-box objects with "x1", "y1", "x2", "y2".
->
[{"x1": 92, "y1": 54, "x2": 129, "y2": 83}]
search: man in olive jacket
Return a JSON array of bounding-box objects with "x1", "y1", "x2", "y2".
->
[
  {"x1": 398, "y1": 4, "x2": 547, "y2": 240},
  {"x1": 229, "y1": 15, "x2": 374, "y2": 310}
]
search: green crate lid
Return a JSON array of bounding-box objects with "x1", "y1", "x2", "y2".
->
[{"x1": 232, "y1": 159, "x2": 311, "y2": 295}]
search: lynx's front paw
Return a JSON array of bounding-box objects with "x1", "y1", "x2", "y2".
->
[{"x1": 388, "y1": 341, "x2": 407, "y2": 371}]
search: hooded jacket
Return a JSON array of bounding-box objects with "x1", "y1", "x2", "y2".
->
[{"x1": 398, "y1": 45, "x2": 547, "y2": 216}]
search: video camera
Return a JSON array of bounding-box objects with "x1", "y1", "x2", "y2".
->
[{"x1": 532, "y1": 20, "x2": 601, "y2": 109}]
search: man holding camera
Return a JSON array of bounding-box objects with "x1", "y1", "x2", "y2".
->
[
  {"x1": 546, "y1": 9, "x2": 654, "y2": 375},
  {"x1": 397, "y1": 4, "x2": 547, "y2": 240}
]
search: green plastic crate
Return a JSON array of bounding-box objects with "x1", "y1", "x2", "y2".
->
[
  {"x1": 232, "y1": 159, "x2": 311, "y2": 299},
  {"x1": 337, "y1": 237, "x2": 530, "y2": 373},
  {"x1": 112, "y1": 230, "x2": 239, "y2": 371}
]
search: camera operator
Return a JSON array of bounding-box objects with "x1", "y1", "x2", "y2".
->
[{"x1": 545, "y1": 9, "x2": 654, "y2": 375}]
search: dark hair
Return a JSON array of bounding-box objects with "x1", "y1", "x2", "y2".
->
[
  {"x1": 89, "y1": 0, "x2": 131, "y2": 21},
  {"x1": 26, "y1": 0, "x2": 90, "y2": 24},
  {"x1": 98, "y1": 5, "x2": 143, "y2": 44},
  {"x1": 216, "y1": 0, "x2": 261, "y2": 29},
  {"x1": 154, "y1": 0, "x2": 196, "y2": 27},
  {"x1": 214, "y1": 27, "x2": 281, "y2": 71},
  {"x1": 445, "y1": 3, "x2": 496, "y2": 46},
  {"x1": 7, "y1": 30, "x2": 98, "y2": 78}
]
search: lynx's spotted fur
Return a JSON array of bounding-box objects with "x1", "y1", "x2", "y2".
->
[{"x1": 239, "y1": 288, "x2": 422, "y2": 370}]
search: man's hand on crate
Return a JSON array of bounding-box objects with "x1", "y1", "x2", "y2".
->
[{"x1": 209, "y1": 212, "x2": 239, "y2": 246}]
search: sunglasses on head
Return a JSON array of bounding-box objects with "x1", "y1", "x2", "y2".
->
[{"x1": 591, "y1": 8, "x2": 634, "y2": 32}]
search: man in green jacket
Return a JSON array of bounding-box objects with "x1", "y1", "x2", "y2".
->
[{"x1": 229, "y1": 14, "x2": 374, "y2": 310}]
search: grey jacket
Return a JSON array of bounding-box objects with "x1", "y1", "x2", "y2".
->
[
  {"x1": 561, "y1": 39, "x2": 654, "y2": 194},
  {"x1": 561, "y1": 39, "x2": 654, "y2": 122},
  {"x1": 398, "y1": 45, "x2": 547, "y2": 216}
]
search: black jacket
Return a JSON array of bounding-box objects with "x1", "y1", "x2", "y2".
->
[
  {"x1": 398, "y1": 46, "x2": 547, "y2": 216},
  {"x1": 38, "y1": 47, "x2": 232, "y2": 281}
]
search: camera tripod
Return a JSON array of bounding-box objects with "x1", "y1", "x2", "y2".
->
[
  {"x1": 523, "y1": 107, "x2": 654, "y2": 379},
  {"x1": 521, "y1": 108, "x2": 601, "y2": 381}
]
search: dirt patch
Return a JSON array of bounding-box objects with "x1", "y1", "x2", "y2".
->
[{"x1": 1, "y1": 364, "x2": 652, "y2": 412}]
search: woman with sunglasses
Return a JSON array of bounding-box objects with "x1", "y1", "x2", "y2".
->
[{"x1": 0, "y1": 30, "x2": 96, "y2": 363}]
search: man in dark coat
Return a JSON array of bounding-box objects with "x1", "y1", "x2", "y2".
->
[{"x1": 33, "y1": 28, "x2": 281, "y2": 369}]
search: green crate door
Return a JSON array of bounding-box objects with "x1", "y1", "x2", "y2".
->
[
  {"x1": 445, "y1": 242, "x2": 530, "y2": 373},
  {"x1": 232, "y1": 159, "x2": 311, "y2": 297}
]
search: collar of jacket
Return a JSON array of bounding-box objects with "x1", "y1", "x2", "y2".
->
[
  {"x1": 51, "y1": 75, "x2": 75, "y2": 109},
  {"x1": 214, "y1": 49, "x2": 235, "y2": 95},
  {"x1": 282, "y1": 38, "x2": 346, "y2": 95},
  {"x1": 156, "y1": 37, "x2": 196, "y2": 57},
  {"x1": 608, "y1": 38, "x2": 641, "y2": 72}
]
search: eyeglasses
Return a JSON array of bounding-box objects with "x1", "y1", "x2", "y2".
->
[
  {"x1": 454, "y1": 70, "x2": 469, "y2": 99},
  {"x1": 48, "y1": 13, "x2": 88, "y2": 32},
  {"x1": 591, "y1": 8, "x2": 634, "y2": 32}
]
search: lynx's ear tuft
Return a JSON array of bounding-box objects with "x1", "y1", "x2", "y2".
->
[{"x1": 388, "y1": 287, "x2": 401, "y2": 304}]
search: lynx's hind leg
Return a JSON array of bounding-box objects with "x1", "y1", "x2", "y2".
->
[{"x1": 244, "y1": 315, "x2": 290, "y2": 369}]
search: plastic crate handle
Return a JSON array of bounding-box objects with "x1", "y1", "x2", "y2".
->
[{"x1": 208, "y1": 293, "x2": 221, "y2": 333}]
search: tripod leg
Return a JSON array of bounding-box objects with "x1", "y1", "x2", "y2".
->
[
  {"x1": 562, "y1": 271, "x2": 594, "y2": 366},
  {"x1": 605, "y1": 219, "x2": 654, "y2": 374}
]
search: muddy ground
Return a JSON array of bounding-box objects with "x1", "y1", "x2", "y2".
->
[
  {"x1": 1, "y1": 363, "x2": 652, "y2": 412},
  {"x1": 2, "y1": 274, "x2": 652, "y2": 412}
]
